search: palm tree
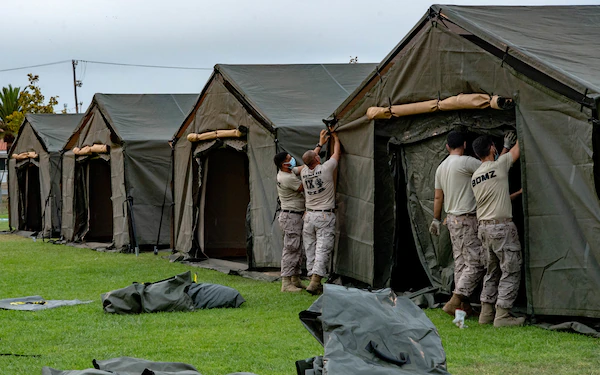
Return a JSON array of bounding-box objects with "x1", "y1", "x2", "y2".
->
[
  {"x1": 0, "y1": 84, "x2": 21, "y2": 147},
  {"x1": 0, "y1": 84, "x2": 21, "y2": 123}
]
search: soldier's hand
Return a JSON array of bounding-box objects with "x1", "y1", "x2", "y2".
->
[
  {"x1": 429, "y1": 219, "x2": 441, "y2": 236},
  {"x1": 319, "y1": 129, "x2": 330, "y2": 145},
  {"x1": 504, "y1": 131, "x2": 517, "y2": 149}
]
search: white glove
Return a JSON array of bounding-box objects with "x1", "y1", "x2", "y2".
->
[
  {"x1": 429, "y1": 219, "x2": 441, "y2": 236},
  {"x1": 504, "y1": 131, "x2": 517, "y2": 149}
]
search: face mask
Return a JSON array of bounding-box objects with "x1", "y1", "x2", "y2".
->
[
  {"x1": 493, "y1": 146, "x2": 499, "y2": 161},
  {"x1": 286, "y1": 157, "x2": 296, "y2": 168}
]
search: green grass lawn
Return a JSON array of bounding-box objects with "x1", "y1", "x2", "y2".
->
[{"x1": 0, "y1": 235, "x2": 598, "y2": 375}]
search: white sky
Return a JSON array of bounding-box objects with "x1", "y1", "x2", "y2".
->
[{"x1": 2, "y1": 0, "x2": 599, "y2": 113}]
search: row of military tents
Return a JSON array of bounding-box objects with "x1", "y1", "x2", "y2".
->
[{"x1": 6, "y1": 5, "x2": 600, "y2": 320}]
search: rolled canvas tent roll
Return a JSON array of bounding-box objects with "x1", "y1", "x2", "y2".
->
[
  {"x1": 72, "y1": 144, "x2": 110, "y2": 156},
  {"x1": 366, "y1": 94, "x2": 511, "y2": 120},
  {"x1": 187, "y1": 129, "x2": 243, "y2": 142},
  {"x1": 11, "y1": 151, "x2": 39, "y2": 160}
]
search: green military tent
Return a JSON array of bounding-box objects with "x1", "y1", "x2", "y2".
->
[
  {"x1": 8, "y1": 114, "x2": 83, "y2": 236},
  {"x1": 171, "y1": 63, "x2": 377, "y2": 267},
  {"x1": 61, "y1": 94, "x2": 197, "y2": 251},
  {"x1": 327, "y1": 5, "x2": 600, "y2": 319}
]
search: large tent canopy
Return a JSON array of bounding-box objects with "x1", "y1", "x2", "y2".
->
[
  {"x1": 327, "y1": 5, "x2": 600, "y2": 319},
  {"x1": 62, "y1": 94, "x2": 197, "y2": 250},
  {"x1": 172, "y1": 63, "x2": 377, "y2": 267},
  {"x1": 8, "y1": 114, "x2": 83, "y2": 235}
]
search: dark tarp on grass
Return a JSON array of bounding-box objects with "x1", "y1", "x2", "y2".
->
[
  {"x1": 325, "y1": 5, "x2": 600, "y2": 319},
  {"x1": 172, "y1": 63, "x2": 377, "y2": 268},
  {"x1": 61, "y1": 94, "x2": 197, "y2": 250},
  {"x1": 43, "y1": 356, "x2": 260, "y2": 375},
  {"x1": 297, "y1": 284, "x2": 450, "y2": 375},
  {"x1": 102, "y1": 271, "x2": 245, "y2": 314},
  {"x1": 8, "y1": 114, "x2": 83, "y2": 236}
]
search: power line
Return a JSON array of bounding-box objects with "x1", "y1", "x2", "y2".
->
[
  {"x1": 0, "y1": 59, "x2": 213, "y2": 73},
  {"x1": 0, "y1": 60, "x2": 71, "y2": 72},
  {"x1": 80, "y1": 60, "x2": 212, "y2": 70}
]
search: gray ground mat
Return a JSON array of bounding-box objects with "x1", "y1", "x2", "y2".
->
[
  {"x1": 0, "y1": 296, "x2": 92, "y2": 311},
  {"x1": 297, "y1": 284, "x2": 451, "y2": 375}
]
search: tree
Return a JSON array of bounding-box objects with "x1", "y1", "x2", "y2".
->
[
  {"x1": 0, "y1": 84, "x2": 21, "y2": 123},
  {"x1": 3, "y1": 74, "x2": 59, "y2": 137}
]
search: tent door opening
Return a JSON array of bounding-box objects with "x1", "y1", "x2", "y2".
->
[
  {"x1": 86, "y1": 158, "x2": 113, "y2": 242},
  {"x1": 199, "y1": 147, "x2": 250, "y2": 260},
  {"x1": 17, "y1": 163, "x2": 42, "y2": 232},
  {"x1": 388, "y1": 144, "x2": 432, "y2": 293}
]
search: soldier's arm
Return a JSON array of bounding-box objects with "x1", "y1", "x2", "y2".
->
[
  {"x1": 330, "y1": 132, "x2": 341, "y2": 162},
  {"x1": 510, "y1": 188, "x2": 522, "y2": 200},
  {"x1": 509, "y1": 140, "x2": 520, "y2": 162},
  {"x1": 433, "y1": 189, "x2": 444, "y2": 221}
]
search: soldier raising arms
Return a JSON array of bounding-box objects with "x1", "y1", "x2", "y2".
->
[
  {"x1": 301, "y1": 130, "x2": 341, "y2": 295},
  {"x1": 471, "y1": 134, "x2": 524, "y2": 327}
]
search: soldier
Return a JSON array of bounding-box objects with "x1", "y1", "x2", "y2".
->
[
  {"x1": 274, "y1": 151, "x2": 305, "y2": 292},
  {"x1": 430, "y1": 130, "x2": 487, "y2": 317},
  {"x1": 301, "y1": 129, "x2": 341, "y2": 295},
  {"x1": 274, "y1": 132, "x2": 329, "y2": 293},
  {"x1": 471, "y1": 134, "x2": 525, "y2": 327}
]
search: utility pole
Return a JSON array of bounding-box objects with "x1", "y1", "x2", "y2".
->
[
  {"x1": 71, "y1": 60, "x2": 83, "y2": 113},
  {"x1": 72, "y1": 60, "x2": 79, "y2": 113}
]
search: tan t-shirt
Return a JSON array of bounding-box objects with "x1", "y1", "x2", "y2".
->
[
  {"x1": 434, "y1": 155, "x2": 481, "y2": 215},
  {"x1": 277, "y1": 170, "x2": 305, "y2": 211},
  {"x1": 301, "y1": 158, "x2": 338, "y2": 210},
  {"x1": 471, "y1": 153, "x2": 515, "y2": 221}
]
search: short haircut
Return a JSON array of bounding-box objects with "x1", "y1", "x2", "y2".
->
[
  {"x1": 472, "y1": 135, "x2": 494, "y2": 159},
  {"x1": 273, "y1": 152, "x2": 288, "y2": 170},
  {"x1": 302, "y1": 150, "x2": 317, "y2": 167},
  {"x1": 446, "y1": 130, "x2": 465, "y2": 149}
]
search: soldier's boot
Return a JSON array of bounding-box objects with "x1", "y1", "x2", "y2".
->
[
  {"x1": 461, "y1": 300, "x2": 479, "y2": 318},
  {"x1": 291, "y1": 275, "x2": 306, "y2": 290},
  {"x1": 493, "y1": 306, "x2": 525, "y2": 327},
  {"x1": 442, "y1": 294, "x2": 464, "y2": 317},
  {"x1": 306, "y1": 274, "x2": 323, "y2": 295},
  {"x1": 478, "y1": 302, "x2": 495, "y2": 325},
  {"x1": 281, "y1": 276, "x2": 302, "y2": 292}
]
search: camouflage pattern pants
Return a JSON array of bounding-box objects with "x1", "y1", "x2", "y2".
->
[
  {"x1": 303, "y1": 211, "x2": 336, "y2": 277},
  {"x1": 446, "y1": 214, "x2": 486, "y2": 297},
  {"x1": 278, "y1": 211, "x2": 304, "y2": 277},
  {"x1": 478, "y1": 221, "x2": 522, "y2": 309}
]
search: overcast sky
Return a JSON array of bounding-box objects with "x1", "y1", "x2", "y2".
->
[{"x1": 2, "y1": 0, "x2": 599, "y2": 113}]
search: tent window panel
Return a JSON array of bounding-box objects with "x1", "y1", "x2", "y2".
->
[
  {"x1": 203, "y1": 148, "x2": 250, "y2": 259},
  {"x1": 87, "y1": 159, "x2": 113, "y2": 242}
]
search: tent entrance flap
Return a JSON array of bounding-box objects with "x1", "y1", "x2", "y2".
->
[
  {"x1": 388, "y1": 143, "x2": 432, "y2": 293},
  {"x1": 86, "y1": 159, "x2": 113, "y2": 242},
  {"x1": 199, "y1": 148, "x2": 250, "y2": 259},
  {"x1": 17, "y1": 164, "x2": 42, "y2": 232}
]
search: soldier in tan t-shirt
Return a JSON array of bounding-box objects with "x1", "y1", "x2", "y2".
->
[
  {"x1": 274, "y1": 151, "x2": 306, "y2": 293},
  {"x1": 301, "y1": 129, "x2": 341, "y2": 295},
  {"x1": 430, "y1": 130, "x2": 485, "y2": 318},
  {"x1": 471, "y1": 134, "x2": 525, "y2": 327}
]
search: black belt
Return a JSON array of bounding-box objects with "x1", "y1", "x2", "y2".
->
[
  {"x1": 281, "y1": 210, "x2": 304, "y2": 215},
  {"x1": 306, "y1": 208, "x2": 335, "y2": 212}
]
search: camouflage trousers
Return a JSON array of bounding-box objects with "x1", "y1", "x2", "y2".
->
[
  {"x1": 447, "y1": 214, "x2": 485, "y2": 297},
  {"x1": 478, "y1": 221, "x2": 522, "y2": 309},
  {"x1": 278, "y1": 211, "x2": 304, "y2": 277},
  {"x1": 303, "y1": 211, "x2": 336, "y2": 277}
]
